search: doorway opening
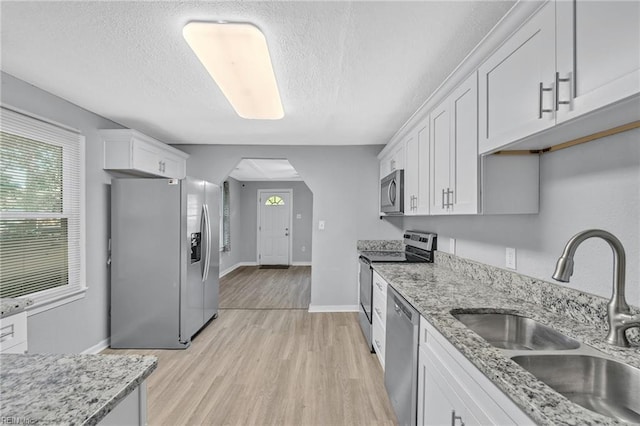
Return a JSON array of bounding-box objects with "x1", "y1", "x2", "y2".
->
[{"x1": 218, "y1": 158, "x2": 313, "y2": 310}]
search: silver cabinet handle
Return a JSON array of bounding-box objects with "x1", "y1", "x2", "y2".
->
[
  {"x1": 451, "y1": 410, "x2": 465, "y2": 426},
  {"x1": 441, "y1": 189, "x2": 446, "y2": 209},
  {"x1": 538, "y1": 82, "x2": 554, "y2": 119},
  {"x1": 555, "y1": 72, "x2": 571, "y2": 110},
  {"x1": 447, "y1": 188, "x2": 454, "y2": 209},
  {"x1": 376, "y1": 282, "x2": 383, "y2": 291}
]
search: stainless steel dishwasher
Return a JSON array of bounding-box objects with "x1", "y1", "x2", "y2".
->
[{"x1": 385, "y1": 285, "x2": 419, "y2": 426}]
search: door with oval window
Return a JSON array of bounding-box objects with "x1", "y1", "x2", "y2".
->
[{"x1": 258, "y1": 190, "x2": 291, "y2": 265}]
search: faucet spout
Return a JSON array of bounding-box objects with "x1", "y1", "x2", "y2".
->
[{"x1": 553, "y1": 229, "x2": 635, "y2": 347}]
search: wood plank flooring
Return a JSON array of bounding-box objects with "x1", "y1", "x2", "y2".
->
[
  {"x1": 104, "y1": 267, "x2": 396, "y2": 425},
  {"x1": 104, "y1": 310, "x2": 397, "y2": 425},
  {"x1": 219, "y1": 266, "x2": 311, "y2": 310}
]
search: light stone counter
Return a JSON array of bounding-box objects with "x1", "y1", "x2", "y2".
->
[
  {"x1": 1, "y1": 298, "x2": 33, "y2": 318},
  {"x1": 0, "y1": 353, "x2": 157, "y2": 425},
  {"x1": 373, "y1": 252, "x2": 640, "y2": 426}
]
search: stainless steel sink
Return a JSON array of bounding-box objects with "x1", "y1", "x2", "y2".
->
[
  {"x1": 512, "y1": 355, "x2": 640, "y2": 423},
  {"x1": 452, "y1": 312, "x2": 580, "y2": 350}
]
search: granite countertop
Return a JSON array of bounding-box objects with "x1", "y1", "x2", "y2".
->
[
  {"x1": 0, "y1": 353, "x2": 157, "y2": 425},
  {"x1": 1, "y1": 298, "x2": 34, "y2": 318},
  {"x1": 373, "y1": 260, "x2": 640, "y2": 426}
]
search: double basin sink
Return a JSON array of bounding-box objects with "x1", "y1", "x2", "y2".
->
[{"x1": 452, "y1": 311, "x2": 640, "y2": 423}]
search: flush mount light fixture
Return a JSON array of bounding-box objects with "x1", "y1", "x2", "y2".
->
[{"x1": 183, "y1": 21, "x2": 284, "y2": 120}]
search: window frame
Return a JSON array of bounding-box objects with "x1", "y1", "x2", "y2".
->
[{"x1": 0, "y1": 105, "x2": 86, "y2": 315}]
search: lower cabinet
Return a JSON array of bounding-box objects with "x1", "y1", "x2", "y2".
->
[
  {"x1": 418, "y1": 316, "x2": 533, "y2": 425},
  {"x1": 0, "y1": 311, "x2": 28, "y2": 354},
  {"x1": 100, "y1": 381, "x2": 148, "y2": 426},
  {"x1": 372, "y1": 271, "x2": 388, "y2": 369}
]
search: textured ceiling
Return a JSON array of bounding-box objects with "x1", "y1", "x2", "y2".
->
[{"x1": 0, "y1": 1, "x2": 514, "y2": 146}]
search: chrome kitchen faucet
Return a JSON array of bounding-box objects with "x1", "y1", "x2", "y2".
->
[{"x1": 553, "y1": 229, "x2": 640, "y2": 347}]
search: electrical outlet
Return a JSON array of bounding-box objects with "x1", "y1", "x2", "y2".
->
[
  {"x1": 449, "y1": 238, "x2": 456, "y2": 254},
  {"x1": 296, "y1": 213, "x2": 302, "y2": 219},
  {"x1": 506, "y1": 247, "x2": 517, "y2": 269}
]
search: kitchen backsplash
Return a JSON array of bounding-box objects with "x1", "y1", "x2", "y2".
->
[{"x1": 435, "y1": 251, "x2": 640, "y2": 345}]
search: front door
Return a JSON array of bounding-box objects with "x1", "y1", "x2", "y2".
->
[{"x1": 258, "y1": 190, "x2": 291, "y2": 265}]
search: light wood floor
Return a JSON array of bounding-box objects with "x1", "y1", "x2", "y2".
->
[
  {"x1": 219, "y1": 266, "x2": 311, "y2": 310},
  {"x1": 105, "y1": 310, "x2": 397, "y2": 426},
  {"x1": 104, "y1": 267, "x2": 396, "y2": 425}
]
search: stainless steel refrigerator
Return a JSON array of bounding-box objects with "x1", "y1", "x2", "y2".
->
[{"x1": 110, "y1": 177, "x2": 219, "y2": 349}]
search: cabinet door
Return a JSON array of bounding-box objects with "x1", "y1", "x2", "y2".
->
[
  {"x1": 404, "y1": 133, "x2": 418, "y2": 215},
  {"x1": 478, "y1": 2, "x2": 556, "y2": 154},
  {"x1": 429, "y1": 101, "x2": 450, "y2": 215},
  {"x1": 415, "y1": 119, "x2": 430, "y2": 215},
  {"x1": 450, "y1": 73, "x2": 479, "y2": 214},
  {"x1": 423, "y1": 349, "x2": 482, "y2": 426},
  {"x1": 404, "y1": 121, "x2": 429, "y2": 216},
  {"x1": 160, "y1": 153, "x2": 182, "y2": 179},
  {"x1": 556, "y1": 0, "x2": 640, "y2": 123},
  {"x1": 132, "y1": 140, "x2": 164, "y2": 176}
]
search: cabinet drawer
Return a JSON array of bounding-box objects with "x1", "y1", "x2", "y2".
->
[
  {"x1": 0, "y1": 311, "x2": 28, "y2": 353},
  {"x1": 372, "y1": 272, "x2": 387, "y2": 323},
  {"x1": 372, "y1": 313, "x2": 385, "y2": 369}
]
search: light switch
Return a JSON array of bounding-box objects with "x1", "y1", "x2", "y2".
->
[
  {"x1": 296, "y1": 213, "x2": 302, "y2": 219},
  {"x1": 318, "y1": 220, "x2": 325, "y2": 230}
]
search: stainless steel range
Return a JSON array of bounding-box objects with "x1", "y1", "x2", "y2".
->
[{"x1": 357, "y1": 231, "x2": 436, "y2": 352}]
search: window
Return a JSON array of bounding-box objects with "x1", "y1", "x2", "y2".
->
[
  {"x1": 0, "y1": 106, "x2": 85, "y2": 311},
  {"x1": 265, "y1": 195, "x2": 285, "y2": 206}
]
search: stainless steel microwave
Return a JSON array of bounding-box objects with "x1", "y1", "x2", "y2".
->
[{"x1": 380, "y1": 170, "x2": 404, "y2": 214}]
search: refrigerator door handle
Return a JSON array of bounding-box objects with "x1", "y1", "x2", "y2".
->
[{"x1": 202, "y1": 203, "x2": 212, "y2": 282}]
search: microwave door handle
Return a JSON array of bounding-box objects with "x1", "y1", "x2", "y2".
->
[{"x1": 388, "y1": 179, "x2": 396, "y2": 206}]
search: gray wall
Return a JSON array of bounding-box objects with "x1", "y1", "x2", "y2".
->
[
  {"x1": 236, "y1": 180, "x2": 313, "y2": 265},
  {"x1": 404, "y1": 129, "x2": 640, "y2": 307},
  {"x1": 177, "y1": 145, "x2": 402, "y2": 309},
  {"x1": 1, "y1": 72, "x2": 123, "y2": 353},
  {"x1": 219, "y1": 177, "x2": 243, "y2": 274}
]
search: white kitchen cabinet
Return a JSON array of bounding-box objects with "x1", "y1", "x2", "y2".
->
[
  {"x1": 0, "y1": 311, "x2": 28, "y2": 354},
  {"x1": 430, "y1": 73, "x2": 479, "y2": 215},
  {"x1": 429, "y1": 71, "x2": 539, "y2": 216},
  {"x1": 418, "y1": 318, "x2": 532, "y2": 426},
  {"x1": 101, "y1": 381, "x2": 148, "y2": 426},
  {"x1": 404, "y1": 118, "x2": 429, "y2": 215},
  {"x1": 555, "y1": 0, "x2": 640, "y2": 124},
  {"x1": 101, "y1": 129, "x2": 189, "y2": 179},
  {"x1": 372, "y1": 271, "x2": 387, "y2": 369},
  {"x1": 380, "y1": 142, "x2": 405, "y2": 179},
  {"x1": 479, "y1": 0, "x2": 640, "y2": 154},
  {"x1": 478, "y1": 2, "x2": 556, "y2": 154}
]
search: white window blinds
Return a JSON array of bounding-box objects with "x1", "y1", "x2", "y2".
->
[{"x1": 0, "y1": 106, "x2": 85, "y2": 306}]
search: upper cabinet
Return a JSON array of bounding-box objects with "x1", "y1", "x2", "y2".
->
[
  {"x1": 430, "y1": 73, "x2": 479, "y2": 215},
  {"x1": 478, "y1": 2, "x2": 556, "y2": 154},
  {"x1": 479, "y1": 0, "x2": 640, "y2": 154},
  {"x1": 101, "y1": 129, "x2": 189, "y2": 179},
  {"x1": 380, "y1": 142, "x2": 405, "y2": 179},
  {"x1": 404, "y1": 119, "x2": 429, "y2": 215},
  {"x1": 555, "y1": 0, "x2": 640, "y2": 124}
]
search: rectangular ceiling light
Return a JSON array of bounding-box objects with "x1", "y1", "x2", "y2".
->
[{"x1": 183, "y1": 22, "x2": 284, "y2": 120}]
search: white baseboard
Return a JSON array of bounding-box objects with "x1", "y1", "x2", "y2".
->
[
  {"x1": 219, "y1": 262, "x2": 258, "y2": 278},
  {"x1": 291, "y1": 261, "x2": 312, "y2": 266},
  {"x1": 308, "y1": 305, "x2": 359, "y2": 313},
  {"x1": 82, "y1": 338, "x2": 110, "y2": 354}
]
